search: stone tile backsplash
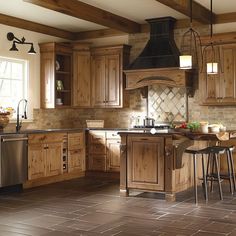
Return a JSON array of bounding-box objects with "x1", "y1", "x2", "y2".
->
[{"x1": 148, "y1": 85, "x2": 187, "y2": 123}]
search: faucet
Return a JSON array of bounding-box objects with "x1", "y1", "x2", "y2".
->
[{"x1": 16, "y1": 99, "x2": 28, "y2": 132}]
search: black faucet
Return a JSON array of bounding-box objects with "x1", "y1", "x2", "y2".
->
[{"x1": 16, "y1": 99, "x2": 28, "y2": 132}]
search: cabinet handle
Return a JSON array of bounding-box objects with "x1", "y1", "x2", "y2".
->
[
  {"x1": 140, "y1": 138, "x2": 148, "y2": 141},
  {"x1": 117, "y1": 141, "x2": 120, "y2": 144}
]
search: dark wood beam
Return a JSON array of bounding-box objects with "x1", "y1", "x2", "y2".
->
[
  {"x1": 23, "y1": 0, "x2": 141, "y2": 33},
  {"x1": 0, "y1": 13, "x2": 75, "y2": 40},
  {"x1": 155, "y1": 0, "x2": 215, "y2": 24},
  {"x1": 215, "y1": 12, "x2": 236, "y2": 24}
]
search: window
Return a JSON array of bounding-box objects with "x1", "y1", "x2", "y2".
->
[{"x1": 0, "y1": 56, "x2": 28, "y2": 119}]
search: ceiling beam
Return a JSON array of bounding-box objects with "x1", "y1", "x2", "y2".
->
[
  {"x1": 0, "y1": 13, "x2": 75, "y2": 40},
  {"x1": 23, "y1": 0, "x2": 141, "y2": 33},
  {"x1": 155, "y1": 0, "x2": 215, "y2": 24}
]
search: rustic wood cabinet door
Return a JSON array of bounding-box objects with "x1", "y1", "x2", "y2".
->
[
  {"x1": 201, "y1": 44, "x2": 236, "y2": 105},
  {"x1": 91, "y1": 55, "x2": 106, "y2": 107},
  {"x1": 106, "y1": 54, "x2": 121, "y2": 107},
  {"x1": 40, "y1": 51, "x2": 55, "y2": 108},
  {"x1": 73, "y1": 51, "x2": 91, "y2": 107},
  {"x1": 127, "y1": 136, "x2": 164, "y2": 191},
  {"x1": 68, "y1": 149, "x2": 85, "y2": 172},
  {"x1": 68, "y1": 132, "x2": 85, "y2": 173},
  {"x1": 46, "y1": 142, "x2": 63, "y2": 177},
  {"x1": 28, "y1": 143, "x2": 46, "y2": 180},
  {"x1": 106, "y1": 139, "x2": 121, "y2": 172}
]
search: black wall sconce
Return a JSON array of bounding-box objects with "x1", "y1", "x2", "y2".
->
[{"x1": 7, "y1": 32, "x2": 36, "y2": 54}]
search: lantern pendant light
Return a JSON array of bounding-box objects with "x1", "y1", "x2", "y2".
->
[{"x1": 179, "y1": 0, "x2": 202, "y2": 70}]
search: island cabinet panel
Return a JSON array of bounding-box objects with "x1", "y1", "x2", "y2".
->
[
  {"x1": 127, "y1": 136, "x2": 164, "y2": 191},
  {"x1": 200, "y1": 43, "x2": 236, "y2": 105}
]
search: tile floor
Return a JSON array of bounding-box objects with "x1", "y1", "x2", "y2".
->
[{"x1": 0, "y1": 178, "x2": 236, "y2": 235}]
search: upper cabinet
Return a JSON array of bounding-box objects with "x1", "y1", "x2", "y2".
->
[
  {"x1": 40, "y1": 43, "x2": 72, "y2": 109},
  {"x1": 72, "y1": 43, "x2": 91, "y2": 107},
  {"x1": 91, "y1": 45, "x2": 131, "y2": 108},
  {"x1": 200, "y1": 43, "x2": 236, "y2": 105}
]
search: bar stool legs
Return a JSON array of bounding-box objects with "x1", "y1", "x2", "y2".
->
[
  {"x1": 228, "y1": 147, "x2": 236, "y2": 192},
  {"x1": 206, "y1": 152, "x2": 223, "y2": 200},
  {"x1": 201, "y1": 154, "x2": 208, "y2": 202},
  {"x1": 193, "y1": 153, "x2": 198, "y2": 204}
]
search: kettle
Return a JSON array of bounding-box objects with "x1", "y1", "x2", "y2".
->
[{"x1": 143, "y1": 117, "x2": 155, "y2": 127}]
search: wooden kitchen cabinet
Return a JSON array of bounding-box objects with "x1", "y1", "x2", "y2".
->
[
  {"x1": 68, "y1": 132, "x2": 85, "y2": 172},
  {"x1": 88, "y1": 131, "x2": 106, "y2": 171},
  {"x1": 28, "y1": 143, "x2": 46, "y2": 180},
  {"x1": 127, "y1": 136, "x2": 164, "y2": 191},
  {"x1": 106, "y1": 131, "x2": 121, "y2": 172},
  {"x1": 87, "y1": 130, "x2": 121, "y2": 172},
  {"x1": 39, "y1": 42, "x2": 72, "y2": 108},
  {"x1": 200, "y1": 43, "x2": 236, "y2": 105},
  {"x1": 91, "y1": 45, "x2": 131, "y2": 108},
  {"x1": 72, "y1": 43, "x2": 91, "y2": 107},
  {"x1": 28, "y1": 133, "x2": 64, "y2": 180}
]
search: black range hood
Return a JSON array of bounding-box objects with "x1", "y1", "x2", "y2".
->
[
  {"x1": 124, "y1": 17, "x2": 194, "y2": 91},
  {"x1": 129, "y1": 17, "x2": 180, "y2": 70}
]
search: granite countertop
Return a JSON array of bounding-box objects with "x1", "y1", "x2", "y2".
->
[{"x1": 0, "y1": 128, "x2": 85, "y2": 135}]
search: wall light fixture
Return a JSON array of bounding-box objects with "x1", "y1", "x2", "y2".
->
[{"x1": 7, "y1": 32, "x2": 36, "y2": 54}]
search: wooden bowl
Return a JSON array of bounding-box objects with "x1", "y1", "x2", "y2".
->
[{"x1": 0, "y1": 114, "x2": 10, "y2": 129}]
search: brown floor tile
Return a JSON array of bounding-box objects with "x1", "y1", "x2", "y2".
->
[{"x1": 0, "y1": 178, "x2": 235, "y2": 236}]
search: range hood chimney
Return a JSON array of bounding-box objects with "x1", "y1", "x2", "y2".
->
[
  {"x1": 124, "y1": 17, "x2": 194, "y2": 91},
  {"x1": 129, "y1": 17, "x2": 180, "y2": 69}
]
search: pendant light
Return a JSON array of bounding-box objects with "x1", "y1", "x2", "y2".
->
[
  {"x1": 179, "y1": 0, "x2": 202, "y2": 70},
  {"x1": 202, "y1": 0, "x2": 221, "y2": 74}
]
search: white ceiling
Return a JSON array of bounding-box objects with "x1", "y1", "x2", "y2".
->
[{"x1": 0, "y1": 0, "x2": 236, "y2": 34}]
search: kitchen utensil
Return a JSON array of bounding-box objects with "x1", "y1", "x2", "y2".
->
[{"x1": 143, "y1": 117, "x2": 155, "y2": 127}]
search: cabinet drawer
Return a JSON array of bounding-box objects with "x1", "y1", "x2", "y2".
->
[
  {"x1": 28, "y1": 133, "x2": 65, "y2": 144},
  {"x1": 68, "y1": 132, "x2": 84, "y2": 150},
  {"x1": 89, "y1": 155, "x2": 106, "y2": 171},
  {"x1": 106, "y1": 131, "x2": 120, "y2": 139}
]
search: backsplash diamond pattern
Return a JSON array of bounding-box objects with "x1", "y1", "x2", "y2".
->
[{"x1": 148, "y1": 85, "x2": 187, "y2": 123}]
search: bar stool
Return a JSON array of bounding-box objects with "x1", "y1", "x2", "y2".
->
[
  {"x1": 185, "y1": 146, "x2": 225, "y2": 204},
  {"x1": 208, "y1": 145, "x2": 236, "y2": 194}
]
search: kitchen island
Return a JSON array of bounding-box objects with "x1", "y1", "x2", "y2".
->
[
  {"x1": 119, "y1": 131, "x2": 193, "y2": 201},
  {"x1": 118, "y1": 130, "x2": 236, "y2": 201}
]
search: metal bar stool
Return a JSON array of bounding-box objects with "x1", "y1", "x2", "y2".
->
[
  {"x1": 207, "y1": 145, "x2": 236, "y2": 194},
  {"x1": 185, "y1": 146, "x2": 225, "y2": 204}
]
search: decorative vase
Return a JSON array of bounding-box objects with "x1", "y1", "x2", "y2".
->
[{"x1": 0, "y1": 114, "x2": 10, "y2": 129}]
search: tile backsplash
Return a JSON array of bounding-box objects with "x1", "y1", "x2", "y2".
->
[{"x1": 148, "y1": 85, "x2": 187, "y2": 123}]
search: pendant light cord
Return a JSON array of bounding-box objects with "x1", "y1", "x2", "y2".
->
[
  {"x1": 210, "y1": 0, "x2": 213, "y2": 39},
  {"x1": 190, "y1": 0, "x2": 193, "y2": 27}
]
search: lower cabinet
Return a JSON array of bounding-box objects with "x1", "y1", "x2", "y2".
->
[
  {"x1": 106, "y1": 139, "x2": 121, "y2": 172},
  {"x1": 127, "y1": 136, "x2": 164, "y2": 191},
  {"x1": 68, "y1": 132, "x2": 85, "y2": 172},
  {"x1": 88, "y1": 130, "x2": 121, "y2": 172},
  {"x1": 28, "y1": 133, "x2": 64, "y2": 180},
  {"x1": 27, "y1": 131, "x2": 85, "y2": 185}
]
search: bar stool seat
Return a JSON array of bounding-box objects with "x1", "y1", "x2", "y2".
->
[{"x1": 185, "y1": 146, "x2": 225, "y2": 204}]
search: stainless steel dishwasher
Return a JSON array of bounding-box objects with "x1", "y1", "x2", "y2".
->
[{"x1": 0, "y1": 134, "x2": 28, "y2": 187}]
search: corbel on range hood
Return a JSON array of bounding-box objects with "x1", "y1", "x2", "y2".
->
[{"x1": 124, "y1": 17, "x2": 194, "y2": 90}]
